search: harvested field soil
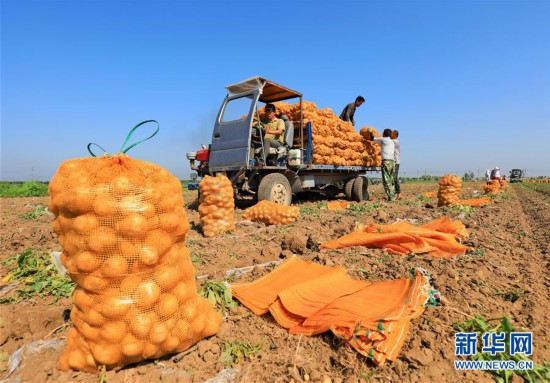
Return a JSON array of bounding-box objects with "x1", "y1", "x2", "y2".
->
[{"x1": 1, "y1": 182, "x2": 548, "y2": 383}]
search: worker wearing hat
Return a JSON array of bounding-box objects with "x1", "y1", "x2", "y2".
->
[
  {"x1": 490, "y1": 166, "x2": 501, "y2": 181},
  {"x1": 260, "y1": 103, "x2": 285, "y2": 165}
]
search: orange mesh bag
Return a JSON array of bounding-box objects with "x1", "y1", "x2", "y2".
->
[
  {"x1": 231, "y1": 256, "x2": 435, "y2": 365},
  {"x1": 320, "y1": 218, "x2": 470, "y2": 258},
  {"x1": 242, "y1": 200, "x2": 300, "y2": 225},
  {"x1": 499, "y1": 179, "x2": 508, "y2": 188},
  {"x1": 437, "y1": 175, "x2": 462, "y2": 206},
  {"x1": 460, "y1": 197, "x2": 493, "y2": 207},
  {"x1": 198, "y1": 174, "x2": 235, "y2": 237},
  {"x1": 484, "y1": 180, "x2": 502, "y2": 194},
  {"x1": 50, "y1": 153, "x2": 222, "y2": 372},
  {"x1": 327, "y1": 201, "x2": 355, "y2": 210}
]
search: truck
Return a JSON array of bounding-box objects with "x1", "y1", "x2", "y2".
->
[
  {"x1": 186, "y1": 77, "x2": 380, "y2": 205},
  {"x1": 509, "y1": 169, "x2": 524, "y2": 183}
]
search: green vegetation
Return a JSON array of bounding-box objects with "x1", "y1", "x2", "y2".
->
[
  {"x1": 452, "y1": 315, "x2": 550, "y2": 382},
  {"x1": 198, "y1": 280, "x2": 238, "y2": 313},
  {"x1": 442, "y1": 204, "x2": 474, "y2": 217},
  {"x1": 0, "y1": 249, "x2": 74, "y2": 303},
  {"x1": 416, "y1": 195, "x2": 432, "y2": 203},
  {"x1": 191, "y1": 251, "x2": 212, "y2": 265},
  {"x1": 221, "y1": 340, "x2": 263, "y2": 366},
  {"x1": 339, "y1": 201, "x2": 382, "y2": 217},
  {"x1": 468, "y1": 248, "x2": 485, "y2": 258},
  {"x1": 0, "y1": 181, "x2": 49, "y2": 197},
  {"x1": 300, "y1": 205, "x2": 321, "y2": 217},
  {"x1": 18, "y1": 205, "x2": 49, "y2": 220}
]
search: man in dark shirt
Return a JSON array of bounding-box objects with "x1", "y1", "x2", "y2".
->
[{"x1": 339, "y1": 96, "x2": 365, "y2": 126}]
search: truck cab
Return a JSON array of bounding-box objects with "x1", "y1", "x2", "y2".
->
[
  {"x1": 187, "y1": 77, "x2": 379, "y2": 205},
  {"x1": 509, "y1": 169, "x2": 524, "y2": 183}
]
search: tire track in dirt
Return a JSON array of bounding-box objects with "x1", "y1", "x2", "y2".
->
[{"x1": 509, "y1": 185, "x2": 550, "y2": 360}]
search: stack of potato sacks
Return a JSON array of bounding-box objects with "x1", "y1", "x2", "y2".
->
[
  {"x1": 437, "y1": 175, "x2": 462, "y2": 206},
  {"x1": 49, "y1": 154, "x2": 221, "y2": 372},
  {"x1": 258, "y1": 102, "x2": 382, "y2": 167},
  {"x1": 198, "y1": 174, "x2": 235, "y2": 237},
  {"x1": 484, "y1": 180, "x2": 501, "y2": 194},
  {"x1": 242, "y1": 200, "x2": 300, "y2": 225}
]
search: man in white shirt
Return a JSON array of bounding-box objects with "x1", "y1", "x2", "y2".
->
[
  {"x1": 370, "y1": 128, "x2": 396, "y2": 201},
  {"x1": 490, "y1": 166, "x2": 501, "y2": 181},
  {"x1": 391, "y1": 130, "x2": 401, "y2": 199}
]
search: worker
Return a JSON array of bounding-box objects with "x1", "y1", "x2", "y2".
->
[
  {"x1": 339, "y1": 96, "x2": 365, "y2": 126},
  {"x1": 391, "y1": 130, "x2": 401, "y2": 199},
  {"x1": 260, "y1": 103, "x2": 285, "y2": 165},
  {"x1": 485, "y1": 169, "x2": 491, "y2": 184},
  {"x1": 370, "y1": 129, "x2": 396, "y2": 201},
  {"x1": 490, "y1": 166, "x2": 501, "y2": 181}
]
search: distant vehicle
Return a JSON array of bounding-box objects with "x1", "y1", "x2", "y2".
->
[
  {"x1": 187, "y1": 172, "x2": 200, "y2": 190},
  {"x1": 509, "y1": 169, "x2": 524, "y2": 183}
]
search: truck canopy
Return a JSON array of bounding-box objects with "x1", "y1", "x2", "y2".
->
[{"x1": 226, "y1": 76, "x2": 302, "y2": 103}]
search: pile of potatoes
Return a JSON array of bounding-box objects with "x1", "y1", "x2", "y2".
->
[
  {"x1": 49, "y1": 154, "x2": 221, "y2": 372},
  {"x1": 242, "y1": 200, "x2": 300, "y2": 225},
  {"x1": 437, "y1": 175, "x2": 462, "y2": 206},
  {"x1": 258, "y1": 101, "x2": 383, "y2": 167},
  {"x1": 198, "y1": 174, "x2": 235, "y2": 237},
  {"x1": 484, "y1": 180, "x2": 502, "y2": 194}
]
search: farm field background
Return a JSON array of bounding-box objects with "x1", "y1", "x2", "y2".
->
[{"x1": 0, "y1": 182, "x2": 549, "y2": 382}]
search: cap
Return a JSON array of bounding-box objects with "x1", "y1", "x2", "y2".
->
[{"x1": 265, "y1": 103, "x2": 276, "y2": 112}]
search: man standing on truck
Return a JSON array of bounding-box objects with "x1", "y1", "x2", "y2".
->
[
  {"x1": 370, "y1": 129, "x2": 396, "y2": 201},
  {"x1": 260, "y1": 103, "x2": 285, "y2": 165},
  {"x1": 339, "y1": 96, "x2": 365, "y2": 126}
]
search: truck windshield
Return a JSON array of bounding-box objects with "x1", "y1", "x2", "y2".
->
[{"x1": 221, "y1": 95, "x2": 254, "y2": 123}]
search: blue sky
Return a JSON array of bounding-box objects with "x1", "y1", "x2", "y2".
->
[{"x1": 2, "y1": 0, "x2": 549, "y2": 180}]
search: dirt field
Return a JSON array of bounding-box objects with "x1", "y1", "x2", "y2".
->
[{"x1": 1, "y1": 182, "x2": 548, "y2": 383}]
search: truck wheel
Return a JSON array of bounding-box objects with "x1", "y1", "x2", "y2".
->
[
  {"x1": 352, "y1": 176, "x2": 369, "y2": 202},
  {"x1": 258, "y1": 173, "x2": 292, "y2": 206},
  {"x1": 345, "y1": 178, "x2": 355, "y2": 200}
]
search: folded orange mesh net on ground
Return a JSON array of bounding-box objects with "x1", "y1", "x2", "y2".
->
[
  {"x1": 422, "y1": 191, "x2": 436, "y2": 198},
  {"x1": 459, "y1": 198, "x2": 493, "y2": 207},
  {"x1": 231, "y1": 256, "x2": 436, "y2": 365},
  {"x1": 320, "y1": 217, "x2": 470, "y2": 258},
  {"x1": 327, "y1": 201, "x2": 358, "y2": 210}
]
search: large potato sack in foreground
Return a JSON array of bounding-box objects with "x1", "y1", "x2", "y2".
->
[{"x1": 49, "y1": 153, "x2": 221, "y2": 372}]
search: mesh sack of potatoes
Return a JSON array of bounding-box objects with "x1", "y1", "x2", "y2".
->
[
  {"x1": 49, "y1": 153, "x2": 222, "y2": 372},
  {"x1": 437, "y1": 174, "x2": 463, "y2": 207},
  {"x1": 484, "y1": 180, "x2": 501, "y2": 194},
  {"x1": 198, "y1": 174, "x2": 235, "y2": 237},
  {"x1": 242, "y1": 200, "x2": 300, "y2": 225},
  {"x1": 257, "y1": 101, "x2": 383, "y2": 167}
]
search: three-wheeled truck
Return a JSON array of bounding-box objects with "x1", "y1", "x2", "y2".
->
[{"x1": 186, "y1": 77, "x2": 380, "y2": 206}]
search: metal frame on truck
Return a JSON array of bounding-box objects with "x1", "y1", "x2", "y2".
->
[{"x1": 187, "y1": 76, "x2": 380, "y2": 205}]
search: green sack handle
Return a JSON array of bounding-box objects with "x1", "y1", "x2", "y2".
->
[
  {"x1": 87, "y1": 120, "x2": 160, "y2": 157},
  {"x1": 87, "y1": 143, "x2": 108, "y2": 157}
]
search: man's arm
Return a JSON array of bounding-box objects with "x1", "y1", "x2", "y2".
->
[{"x1": 262, "y1": 120, "x2": 284, "y2": 135}]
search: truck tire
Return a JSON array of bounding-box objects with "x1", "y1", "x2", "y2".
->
[
  {"x1": 258, "y1": 173, "x2": 293, "y2": 206},
  {"x1": 352, "y1": 176, "x2": 369, "y2": 202},
  {"x1": 345, "y1": 178, "x2": 355, "y2": 200}
]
